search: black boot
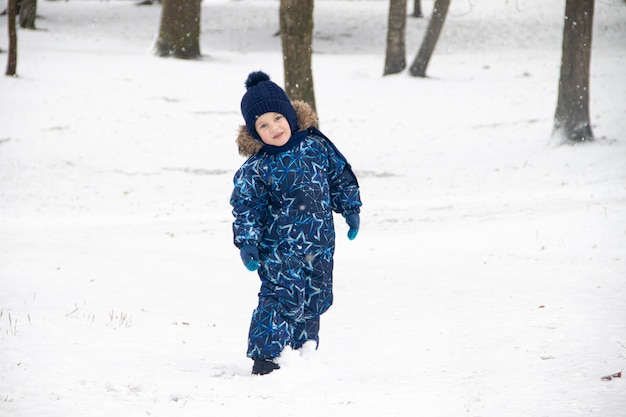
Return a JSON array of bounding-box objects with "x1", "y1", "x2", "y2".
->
[{"x1": 252, "y1": 358, "x2": 280, "y2": 375}]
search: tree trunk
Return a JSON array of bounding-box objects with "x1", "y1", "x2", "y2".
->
[
  {"x1": 155, "y1": 0, "x2": 201, "y2": 59},
  {"x1": 384, "y1": 0, "x2": 407, "y2": 75},
  {"x1": 409, "y1": 0, "x2": 450, "y2": 77},
  {"x1": 279, "y1": 0, "x2": 316, "y2": 113},
  {"x1": 553, "y1": 0, "x2": 594, "y2": 143},
  {"x1": 6, "y1": 0, "x2": 17, "y2": 76},
  {"x1": 411, "y1": 0, "x2": 423, "y2": 18},
  {"x1": 19, "y1": 0, "x2": 36, "y2": 29}
]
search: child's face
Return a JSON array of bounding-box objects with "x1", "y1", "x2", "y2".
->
[{"x1": 255, "y1": 112, "x2": 292, "y2": 146}]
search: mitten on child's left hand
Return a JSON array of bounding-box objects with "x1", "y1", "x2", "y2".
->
[
  {"x1": 345, "y1": 213, "x2": 360, "y2": 240},
  {"x1": 239, "y1": 245, "x2": 260, "y2": 271}
]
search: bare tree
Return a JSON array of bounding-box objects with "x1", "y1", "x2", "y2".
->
[
  {"x1": 409, "y1": 0, "x2": 450, "y2": 77},
  {"x1": 5, "y1": 0, "x2": 17, "y2": 76},
  {"x1": 411, "y1": 0, "x2": 423, "y2": 18},
  {"x1": 279, "y1": 0, "x2": 316, "y2": 112},
  {"x1": 155, "y1": 0, "x2": 201, "y2": 59},
  {"x1": 553, "y1": 0, "x2": 595, "y2": 143},
  {"x1": 19, "y1": 0, "x2": 36, "y2": 29},
  {"x1": 384, "y1": 0, "x2": 407, "y2": 75}
]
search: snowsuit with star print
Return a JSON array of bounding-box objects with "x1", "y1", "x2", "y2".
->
[{"x1": 230, "y1": 101, "x2": 362, "y2": 360}]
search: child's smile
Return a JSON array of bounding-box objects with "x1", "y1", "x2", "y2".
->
[{"x1": 255, "y1": 112, "x2": 292, "y2": 146}]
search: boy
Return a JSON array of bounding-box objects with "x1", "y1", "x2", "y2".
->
[{"x1": 230, "y1": 71, "x2": 362, "y2": 375}]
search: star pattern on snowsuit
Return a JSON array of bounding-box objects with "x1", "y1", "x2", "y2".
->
[{"x1": 231, "y1": 129, "x2": 361, "y2": 360}]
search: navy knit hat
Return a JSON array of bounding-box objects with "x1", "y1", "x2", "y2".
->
[{"x1": 240, "y1": 71, "x2": 298, "y2": 140}]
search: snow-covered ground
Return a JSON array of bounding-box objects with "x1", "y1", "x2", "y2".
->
[{"x1": 1, "y1": 0, "x2": 625, "y2": 416}]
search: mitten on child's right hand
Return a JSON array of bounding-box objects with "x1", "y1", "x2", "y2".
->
[{"x1": 239, "y1": 245, "x2": 260, "y2": 271}]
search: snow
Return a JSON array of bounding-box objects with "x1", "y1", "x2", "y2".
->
[{"x1": 1, "y1": 0, "x2": 625, "y2": 416}]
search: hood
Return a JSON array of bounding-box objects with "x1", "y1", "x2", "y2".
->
[{"x1": 235, "y1": 100, "x2": 319, "y2": 157}]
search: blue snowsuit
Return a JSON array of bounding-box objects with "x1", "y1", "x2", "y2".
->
[{"x1": 230, "y1": 102, "x2": 361, "y2": 360}]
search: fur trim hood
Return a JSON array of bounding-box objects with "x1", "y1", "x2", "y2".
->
[{"x1": 236, "y1": 100, "x2": 319, "y2": 157}]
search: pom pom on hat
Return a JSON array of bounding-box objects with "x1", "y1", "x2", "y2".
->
[
  {"x1": 245, "y1": 71, "x2": 270, "y2": 89},
  {"x1": 240, "y1": 71, "x2": 298, "y2": 140}
]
